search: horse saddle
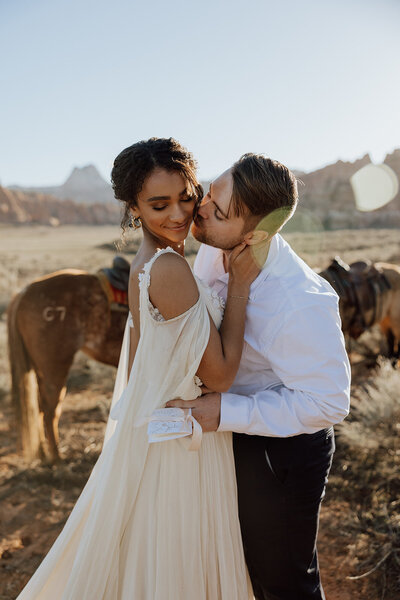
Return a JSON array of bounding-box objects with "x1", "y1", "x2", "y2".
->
[
  {"x1": 97, "y1": 256, "x2": 130, "y2": 308},
  {"x1": 101, "y1": 256, "x2": 130, "y2": 291},
  {"x1": 322, "y1": 256, "x2": 391, "y2": 338}
]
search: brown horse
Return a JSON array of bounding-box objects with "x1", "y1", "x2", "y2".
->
[
  {"x1": 7, "y1": 268, "x2": 128, "y2": 463},
  {"x1": 320, "y1": 258, "x2": 400, "y2": 360}
]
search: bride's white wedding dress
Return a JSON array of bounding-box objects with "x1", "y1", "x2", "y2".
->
[{"x1": 17, "y1": 248, "x2": 253, "y2": 600}]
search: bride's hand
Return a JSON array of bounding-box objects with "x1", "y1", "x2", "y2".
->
[{"x1": 228, "y1": 242, "x2": 261, "y2": 291}]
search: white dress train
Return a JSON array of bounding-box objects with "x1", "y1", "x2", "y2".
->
[{"x1": 16, "y1": 248, "x2": 253, "y2": 600}]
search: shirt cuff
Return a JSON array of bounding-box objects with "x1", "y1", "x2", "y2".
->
[{"x1": 217, "y1": 392, "x2": 251, "y2": 433}]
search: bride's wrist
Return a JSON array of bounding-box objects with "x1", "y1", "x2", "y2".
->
[{"x1": 227, "y1": 282, "x2": 250, "y2": 299}]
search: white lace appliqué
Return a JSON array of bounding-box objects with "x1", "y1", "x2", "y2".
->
[
  {"x1": 209, "y1": 288, "x2": 225, "y2": 312},
  {"x1": 138, "y1": 271, "x2": 166, "y2": 322}
]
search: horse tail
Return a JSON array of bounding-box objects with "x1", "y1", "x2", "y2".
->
[{"x1": 7, "y1": 291, "x2": 41, "y2": 460}]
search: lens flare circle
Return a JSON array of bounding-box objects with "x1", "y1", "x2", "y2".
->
[{"x1": 350, "y1": 164, "x2": 398, "y2": 212}]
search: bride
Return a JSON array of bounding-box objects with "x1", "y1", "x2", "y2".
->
[{"x1": 16, "y1": 137, "x2": 257, "y2": 599}]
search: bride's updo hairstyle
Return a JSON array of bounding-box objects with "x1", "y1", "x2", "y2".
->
[{"x1": 111, "y1": 137, "x2": 203, "y2": 233}]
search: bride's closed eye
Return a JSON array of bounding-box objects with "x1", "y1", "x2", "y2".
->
[{"x1": 152, "y1": 196, "x2": 194, "y2": 211}]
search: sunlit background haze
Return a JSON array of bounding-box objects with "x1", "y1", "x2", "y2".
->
[{"x1": 1, "y1": 0, "x2": 399, "y2": 186}]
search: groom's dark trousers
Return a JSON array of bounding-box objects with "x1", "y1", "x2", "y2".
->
[{"x1": 233, "y1": 426, "x2": 335, "y2": 600}]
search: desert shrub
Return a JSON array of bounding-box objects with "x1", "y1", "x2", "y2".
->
[{"x1": 331, "y1": 359, "x2": 400, "y2": 597}]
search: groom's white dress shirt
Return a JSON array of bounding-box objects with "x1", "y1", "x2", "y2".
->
[{"x1": 194, "y1": 233, "x2": 351, "y2": 437}]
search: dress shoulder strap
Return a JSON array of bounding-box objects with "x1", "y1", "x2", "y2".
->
[
  {"x1": 138, "y1": 247, "x2": 187, "y2": 325},
  {"x1": 138, "y1": 246, "x2": 181, "y2": 291}
]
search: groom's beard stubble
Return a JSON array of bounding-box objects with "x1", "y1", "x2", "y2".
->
[{"x1": 191, "y1": 218, "x2": 242, "y2": 252}]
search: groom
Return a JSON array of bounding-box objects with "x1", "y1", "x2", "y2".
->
[{"x1": 167, "y1": 153, "x2": 351, "y2": 600}]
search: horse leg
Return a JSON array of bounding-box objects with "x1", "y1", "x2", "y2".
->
[
  {"x1": 389, "y1": 306, "x2": 400, "y2": 366},
  {"x1": 7, "y1": 293, "x2": 43, "y2": 461},
  {"x1": 386, "y1": 329, "x2": 395, "y2": 358},
  {"x1": 380, "y1": 313, "x2": 400, "y2": 366},
  {"x1": 390, "y1": 330, "x2": 400, "y2": 366},
  {"x1": 36, "y1": 361, "x2": 73, "y2": 462}
]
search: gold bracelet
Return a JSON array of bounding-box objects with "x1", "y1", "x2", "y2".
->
[{"x1": 228, "y1": 294, "x2": 249, "y2": 299}]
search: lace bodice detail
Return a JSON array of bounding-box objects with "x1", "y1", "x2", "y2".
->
[
  {"x1": 138, "y1": 271, "x2": 166, "y2": 322},
  {"x1": 206, "y1": 287, "x2": 225, "y2": 314}
]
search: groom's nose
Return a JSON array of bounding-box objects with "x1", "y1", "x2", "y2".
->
[{"x1": 197, "y1": 196, "x2": 211, "y2": 218}]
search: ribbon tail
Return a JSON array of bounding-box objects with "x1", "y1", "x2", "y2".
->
[{"x1": 187, "y1": 411, "x2": 203, "y2": 451}]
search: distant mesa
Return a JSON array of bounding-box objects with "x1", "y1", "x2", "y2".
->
[{"x1": 9, "y1": 164, "x2": 115, "y2": 205}]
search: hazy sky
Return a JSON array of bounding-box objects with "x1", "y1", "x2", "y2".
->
[{"x1": 1, "y1": 0, "x2": 399, "y2": 186}]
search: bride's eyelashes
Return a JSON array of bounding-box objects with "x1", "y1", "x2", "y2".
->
[{"x1": 152, "y1": 197, "x2": 195, "y2": 211}]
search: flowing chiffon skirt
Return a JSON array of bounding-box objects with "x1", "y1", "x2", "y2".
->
[{"x1": 16, "y1": 248, "x2": 253, "y2": 599}]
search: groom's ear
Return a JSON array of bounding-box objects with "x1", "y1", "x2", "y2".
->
[{"x1": 243, "y1": 230, "x2": 270, "y2": 246}]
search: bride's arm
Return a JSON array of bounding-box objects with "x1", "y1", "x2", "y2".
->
[{"x1": 148, "y1": 246, "x2": 259, "y2": 392}]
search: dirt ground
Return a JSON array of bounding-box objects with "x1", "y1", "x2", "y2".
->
[{"x1": 0, "y1": 224, "x2": 399, "y2": 599}]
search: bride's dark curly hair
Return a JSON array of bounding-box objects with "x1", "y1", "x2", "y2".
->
[{"x1": 111, "y1": 137, "x2": 203, "y2": 233}]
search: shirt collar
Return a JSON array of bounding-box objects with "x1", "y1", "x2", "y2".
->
[{"x1": 214, "y1": 233, "x2": 280, "y2": 297}]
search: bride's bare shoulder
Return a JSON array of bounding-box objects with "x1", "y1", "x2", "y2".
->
[{"x1": 148, "y1": 252, "x2": 199, "y2": 320}]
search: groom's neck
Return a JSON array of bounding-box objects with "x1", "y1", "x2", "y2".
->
[{"x1": 221, "y1": 240, "x2": 272, "y2": 273}]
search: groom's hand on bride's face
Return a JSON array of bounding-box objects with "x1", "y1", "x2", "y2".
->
[{"x1": 165, "y1": 393, "x2": 221, "y2": 432}]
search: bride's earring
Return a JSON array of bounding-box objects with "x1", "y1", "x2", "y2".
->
[{"x1": 129, "y1": 216, "x2": 142, "y2": 229}]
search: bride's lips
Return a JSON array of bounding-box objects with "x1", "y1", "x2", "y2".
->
[{"x1": 165, "y1": 220, "x2": 190, "y2": 231}]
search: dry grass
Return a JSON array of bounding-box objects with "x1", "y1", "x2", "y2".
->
[
  {"x1": 1, "y1": 225, "x2": 400, "y2": 599},
  {"x1": 330, "y1": 360, "x2": 400, "y2": 598}
]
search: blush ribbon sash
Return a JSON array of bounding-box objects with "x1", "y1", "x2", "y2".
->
[{"x1": 136, "y1": 407, "x2": 203, "y2": 451}]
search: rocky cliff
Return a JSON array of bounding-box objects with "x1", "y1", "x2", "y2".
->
[
  {"x1": 382, "y1": 148, "x2": 400, "y2": 210},
  {"x1": 290, "y1": 149, "x2": 400, "y2": 230},
  {"x1": 0, "y1": 186, "x2": 120, "y2": 226}
]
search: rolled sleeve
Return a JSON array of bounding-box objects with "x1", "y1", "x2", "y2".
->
[{"x1": 218, "y1": 301, "x2": 351, "y2": 437}]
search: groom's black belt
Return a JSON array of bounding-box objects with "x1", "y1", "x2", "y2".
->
[
  {"x1": 288, "y1": 426, "x2": 333, "y2": 440},
  {"x1": 262, "y1": 426, "x2": 334, "y2": 443}
]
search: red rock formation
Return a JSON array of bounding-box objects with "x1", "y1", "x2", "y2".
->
[
  {"x1": 383, "y1": 148, "x2": 400, "y2": 210},
  {"x1": 0, "y1": 186, "x2": 120, "y2": 225},
  {"x1": 293, "y1": 151, "x2": 400, "y2": 229}
]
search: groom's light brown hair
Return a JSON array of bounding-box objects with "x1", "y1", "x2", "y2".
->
[{"x1": 230, "y1": 153, "x2": 298, "y2": 230}]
